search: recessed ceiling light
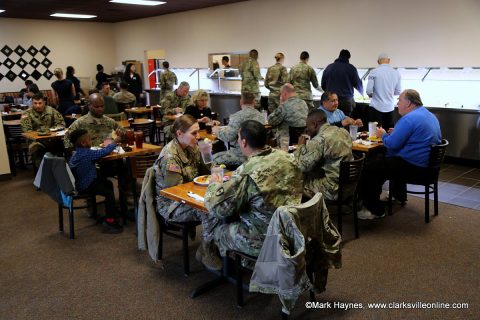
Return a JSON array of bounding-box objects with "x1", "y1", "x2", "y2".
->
[
  {"x1": 0, "y1": 9, "x2": 5, "y2": 13},
  {"x1": 110, "y1": 0, "x2": 166, "y2": 6},
  {"x1": 50, "y1": 13, "x2": 97, "y2": 19}
]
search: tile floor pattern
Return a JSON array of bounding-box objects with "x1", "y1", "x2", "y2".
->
[{"x1": 406, "y1": 164, "x2": 480, "y2": 211}]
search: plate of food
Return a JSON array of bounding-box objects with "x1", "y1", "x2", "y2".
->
[
  {"x1": 193, "y1": 175, "x2": 211, "y2": 186},
  {"x1": 367, "y1": 136, "x2": 382, "y2": 142}
]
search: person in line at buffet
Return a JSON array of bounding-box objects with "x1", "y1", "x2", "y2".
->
[
  {"x1": 159, "y1": 61, "x2": 178, "y2": 101},
  {"x1": 211, "y1": 92, "x2": 265, "y2": 168},
  {"x1": 318, "y1": 91, "x2": 363, "y2": 128},
  {"x1": 366, "y1": 53, "x2": 402, "y2": 130},
  {"x1": 321, "y1": 49, "x2": 364, "y2": 116},
  {"x1": 239, "y1": 49, "x2": 262, "y2": 104},
  {"x1": 294, "y1": 109, "x2": 353, "y2": 201},
  {"x1": 199, "y1": 120, "x2": 304, "y2": 270},
  {"x1": 357, "y1": 89, "x2": 441, "y2": 220},
  {"x1": 289, "y1": 51, "x2": 320, "y2": 112},
  {"x1": 264, "y1": 52, "x2": 288, "y2": 112}
]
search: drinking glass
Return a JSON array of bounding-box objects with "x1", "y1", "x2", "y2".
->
[
  {"x1": 198, "y1": 140, "x2": 213, "y2": 164},
  {"x1": 349, "y1": 125, "x2": 358, "y2": 140},
  {"x1": 134, "y1": 131, "x2": 144, "y2": 149}
]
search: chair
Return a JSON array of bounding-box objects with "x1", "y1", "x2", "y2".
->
[
  {"x1": 288, "y1": 126, "x2": 306, "y2": 145},
  {"x1": 34, "y1": 154, "x2": 104, "y2": 239},
  {"x1": 3, "y1": 123, "x2": 30, "y2": 175},
  {"x1": 116, "y1": 102, "x2": 133, "y2": 113},
  {"x1": 152, "y1": 106, "x2": 166, "y2": 145},
  {"x1": 130, "y1": 153, "x2": 159, "y2": 221},
  {"x1": 388, "y1": 139, "x2": 449, "y2": 223},
  {"x1": 131, "y1": 121, "x2": 155, "y2": 143},
  {"x1": 325, "y1": 153, "x2": 365, "y2": 238},
  {"x1": 157, "y1": 217, "x2": 201, "y2": 276},
  {"x1": 105, "y1": 112, "x2": 126, "y2": 121}
]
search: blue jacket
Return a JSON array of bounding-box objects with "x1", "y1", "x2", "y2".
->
[{"x1": 321, "y1": 57, "x2": 363, "y2": 99}]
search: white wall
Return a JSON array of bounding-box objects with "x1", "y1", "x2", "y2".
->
[
  {"x1": 111, "y1": 0, "x2": 480, "y2": 69},
  {"x1": 0, "y1": 18, "x2": 116, "y2": 93}
]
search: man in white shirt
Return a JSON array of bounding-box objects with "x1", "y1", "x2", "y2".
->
[{"x1": 366, "y1": 53, "x2": 402, "y2": 130}]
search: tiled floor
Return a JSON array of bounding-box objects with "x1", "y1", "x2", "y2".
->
[{"x1": 407, "y1": 164, "x2": 480, "y2": 210}]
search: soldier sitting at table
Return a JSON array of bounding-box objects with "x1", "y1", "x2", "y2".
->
[
  {"x1": 68, "y1": 129, "x2": 123, "y2": 234},
  {"x1": 199, "y1": 120, "x2": 304, "y2": 270},
  {"x1": 64, "y1": 93, "x2": 126, "y2": 149},
  {"x1": 20, "y1": 92, "x2": 65, "y2": 168},
  {"x1": 160, "y1": 81, "x2": 192, "y2": 140},
  {"x1": 211, "y1": 92, "x2": 265, "y2": 168},
  {"x1": 294, "y1": 109, "x2": 353, "y2": 201}
]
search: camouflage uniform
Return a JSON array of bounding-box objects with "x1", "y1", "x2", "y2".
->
[
  {"x1": 20, "y1": 106, "x2": 65, "y2": 165},
  {"x1": 267, "y1": 96, "x2": 308, "y2": 145},
  {"x1": 153, "y1": 139, "x2": 214, "y2": 238},
  {"x1": 113, "y1": 90, "x2": 136, "y2": 105},
  {"x1": 159, "y1": 69, "x2": 178, "y2": 101},
  {"x1": 64, "y1": 112, "x2": 126, "y2": 149},
  {"x1": 239, "y1": 57, "x2": 261, "y2": 102},
  {"x1": 160, "y1": 90, "x2": 192, "y2": 139},
  {"x1": 289, "y1": 62, "x2": 319, "y2": 111},
  {"x1": 265, "y1": 63, "x2": 288, "y2": 112},
  {"x1": 294, "y1": 123, "x2": 353, "y2": 200},
  {"x1": 213, "y1": 107, "x2": 265, "y2": 167},
  {"x1": 204, "y1": 146, "x2": 303, "y2": 256}
]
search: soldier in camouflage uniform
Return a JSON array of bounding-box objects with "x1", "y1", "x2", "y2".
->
[
  {"x1": 153, "y1": 115, "x2": 215, "y2": 246},
  {"x1": 239, "y1": 49, "x2": 262, "y2": 103},
  {"x1": 268, "y1": 84, "x2": 308, "y2": 146},
  {"x1": 289, "y1": 51, "x2": 320, "y2": 112},
  {"x1": 64, "y1": 93, "x2": 126, "y2": 149},
  {"x1": 264, "y1": 52, "x2": 288, "y2": 113},
  {"x1": 160, "y1": 81, "x2": 191, "y2": 140},
  {"x1": 20, "y1": 92, "x2": 65, "y2": 166},
  {"x1": 294, "y1": 109, "x2": 353, "y2": 200},
  {"x1": 212, "y1": 92, "x2": 265, "y2": 167},
  {"x1": 159, "y1": 61, "x2": 178, "y2": 101},
  {"x1": 199, "y1": 120, "x2": 303, "y2": 270}
]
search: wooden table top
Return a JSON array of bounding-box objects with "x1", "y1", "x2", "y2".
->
[
  {"x1": 125, "y1": 107, "x2": 154, "y2": 114},
  {"x1": 65, "y1": 114, "x2": 81, "y2": 120},
  {"x1": 101, "y1": 143, "x2": 162, "y2": 161},
  {"x1": 352, "y1": 141, "x2": 384, "y2": 153},
  {"x1": 117, "y1": 118, "x2": 155, "y2": 128},
  {"x1": 160, "y1": 181, "x2": 209, "y2": 213},
  {"x1": 22, "y1": 130, "x2": 65, "y2": 141},
  {"x1": 198, "y1": 130, "x2": 217, "y2": 141},
  {"x1": 163, "y1": 114, "x2": 181, "y2": 121}
]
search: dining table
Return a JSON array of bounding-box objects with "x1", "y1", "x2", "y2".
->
[
  {"x1": 125, "y1": 107, "x2": 154, "y2": 119},
  {"x1": 117, "y1": 118, "x2": 155, "y2": 128}
]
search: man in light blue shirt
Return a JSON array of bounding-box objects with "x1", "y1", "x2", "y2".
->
[
  {"x1": 366, "y1": 53, "x2": 401, "y2": 129},
  {"x1": 318, "y1": 91, "x2": 363, "y2": 128}
]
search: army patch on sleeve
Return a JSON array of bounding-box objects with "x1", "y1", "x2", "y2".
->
[
  {"x1": 167, "y1": 163, "x2": 181, "y2": 173},
  {"x1": 301, "y1": 146, "x2": 308, "y2": 156},
  {"x1": 215, "y1": 187, "x2": 224, "y2": 196}
]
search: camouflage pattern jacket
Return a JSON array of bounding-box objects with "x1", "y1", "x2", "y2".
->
[
  {"x1": 161, "y1": 90, "x2": 192, "y2": 119},
  {"x1": 64, "y1": 112, "x2": 125, "y2": 148},
  {"x1": 289, "y1": 62, "x2": 319, "y2": 101},
  {"x1": 267, "y1": 96, "x2": 308, "y2": 141},
  {"x1": 265, "y1": 63, "x2": 288, "y2": 96},
  {"x1": 160, "y1": 70, "x2": 178, "y2": 93},
  {"x1": 205, "y1": 147, "x2": 304, "y2": 255},
  {"x1": 239, "y1": 58, "x2": 261, "y2": 94},
  {"x1": 20, "y1": 106, "x2": 65, "y2": 132},
  {"x1": 294, "y1": 123, "x2": 353, "y2": 200},
  {"x1": 154, "y1": 139, "x2": 210, "y2": 219},
  {"x1": 216, "y1": 106, "x2": 265, "y2": 157}
]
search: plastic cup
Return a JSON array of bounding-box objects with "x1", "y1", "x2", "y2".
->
[
  {"x1": 211, "y1": 165, "x2": 224, "y2": 179},
  {"x1": 126, "y1": 129, "x2": 135, "y2": 146},
  {"x1": 349, "y1": 125, "x2": 358, "y2": 140},
  {"x1": 205, "y1": 122, "x2": 213, "y2": 134},
  {"x1": 279, "y1": 136, "x2": 289, "y2": 152},
  {"x1": 368, "y1": 122, "x2": 378, "y2": 137},
  {"x1": 198, "y1": 140, "x2": 213, "y2": 164},
  {"x1": 134, "y1": 131, "x2": 144, "y2": 149}
]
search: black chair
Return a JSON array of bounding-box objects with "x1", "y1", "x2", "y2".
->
[
  {"x1": 3, "y1": 123, "x2": 30, "y2": 175},
  {"x1": 157, "y1": 216, "x2": 201, "y2": 276},
  {"x1": 388, "y1": 139, "x2": 449, "y2": 223},
  {"x1": 152, "y1": 106, "x2": 166, "y2": 145},
  {"x1": 325, "y1": 153, "x2": 365, "y2": 238},
  {"x1": 288, "y1": 126, "x2": 306, "y2": 145}
]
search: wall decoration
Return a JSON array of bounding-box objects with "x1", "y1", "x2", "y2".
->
[{"x1": 0, "y1": 44, "x2": 53, "y2": 83}]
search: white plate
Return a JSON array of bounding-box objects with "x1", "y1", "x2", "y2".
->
[{"x1": 193, "y1": 175, "x2": 210, "y2": 186}]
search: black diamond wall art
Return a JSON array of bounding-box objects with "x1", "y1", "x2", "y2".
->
[
  {"x1": 1, "y1": 45, "x2": 13, "y2": 56},
  {"x1": 41, "y1": 58, "x2": 52, "y2": 68},
  {"x1": 28, "y1": 45, "x2": 39, "y2": 56},
  {"x1": 43, "y1": 70, "x2": 53, "y2": 80},
  {"x1": 0, "y1": 73, "x2": 4, "y2": 81},
  {"x1": 29, "y1": 58, "x2": 40, "y2": 68},
  {"x1": 40, "y1": 45, "x2": 51, "y2": 56},
  {"x1": 19, "y1": 71, "x2": 30, "y2": 81},
  {"x1": 31, "y1": 70, "x2": 42, "y2": 81},
  {"x1": 16, "y1": 58, "x2": 28, "y2": 69},
  {"x1": 4, "y1": 58, "x2": 15, "y2": 69},
  {"x1": 6, "y1": 71, "x2": 17, "y2": 82},
  {"x1": 15, "y1": 45, "x2": 26, "y2": 56}
]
